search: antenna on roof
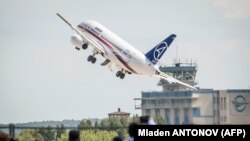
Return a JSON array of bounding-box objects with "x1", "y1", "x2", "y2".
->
[{"x1": 176, "y1": 45, "x2": 178, "y2": 59}]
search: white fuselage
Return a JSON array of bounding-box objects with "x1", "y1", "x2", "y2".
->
[
  {"x1": 75, "y1": 21, "x2": 158, "y2": 76},
  {"x1": 57, "y1": 13, "x2": 196, "y2": 89}
]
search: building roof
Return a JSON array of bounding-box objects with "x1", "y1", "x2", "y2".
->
[
  {"x1": 108, "y1": 108, "x2": 130, "y2": 116},
  {"x1": 160, "y1": 65, "x2": 197, "y2": 72}
]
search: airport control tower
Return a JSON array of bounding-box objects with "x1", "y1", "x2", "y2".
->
[
  {"x1": 158, "y1": 59, "x2": 198, "y2": 91},
  {"x1": 134, "y1": 59, "x2": 250, "y2": 124}
]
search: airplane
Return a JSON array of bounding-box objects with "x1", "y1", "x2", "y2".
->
[{"x1": 56, "y1": 13, "x2": 197, "y2": 90}]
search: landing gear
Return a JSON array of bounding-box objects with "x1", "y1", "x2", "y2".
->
[
  {"x1": 75, "y1": 47, "x2": 80, "y2": 50},
  {"x1": 82, "y1": 43, "x2": 88, "y2": 49},
  {"x1": 116, "y1": 71, "x2": 125, "y2": 79},
  {"x1": 91, "y1": 57, "x2": 96, "y2": 64},
  {"x1": 116, "y1": 71, "x2": 122, "y2": 77},
  {"x1": 120, "y1": 73, "x2": 125, "y2": 79},
  {"x1": 87, "y1": 55, "x2": 96, "y2": 64}
]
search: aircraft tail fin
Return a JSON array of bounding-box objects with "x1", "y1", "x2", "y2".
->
[{"x1": 145, "y1": 34, "x2": 176, "y2": 64}]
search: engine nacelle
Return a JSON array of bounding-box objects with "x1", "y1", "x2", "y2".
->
[{"x1": 70, "y1": 34, "x2": 84, "y2": 48}]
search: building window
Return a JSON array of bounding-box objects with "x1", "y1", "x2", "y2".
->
[
  {"x1": 174, "y1": 109, "x2": 180, "y2": 125},
  {"x1": 141, "y1": 100, "x2": 145, "y2": 105},
  {"x1": 165, "y1": 109, "x2": 170, "y2": 124},
  {"x1": 166, "y1": 99, "x2": 170, "y2": 104},
  {"x1": 159, "y1": 99, "x2": 165, "y2": 105},
  {"x1": 179, "y1": 99, "x2": 185, "y2": 106},
  {"x1": 151, "y1": 100, "x2": 156, "y2": 104},
  {"x1": 155, "y1": 109, "x2": 160, "y2": 117},
  {"x1": 151, "y1": 100, "x2": 156, "y2": 107},
  {"x1": 224, "y1": 97, "x2": 226, "y2": 110},
  {"x1": 220, "y1": 97, "x2": 223, "y2": 110},
  {"x1": 192, "y1": 108, "x2": 200, "y2": 117},
  {"x1": 184, "y1": 108, "x2": 189, "y2": 124},
  {"x1": 146, "y1": 109, "x2": 151, "y2": 116}
]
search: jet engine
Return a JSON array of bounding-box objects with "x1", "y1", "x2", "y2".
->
[{"x1": 70, "y1": 34, "x2": 84, "y2": 49}]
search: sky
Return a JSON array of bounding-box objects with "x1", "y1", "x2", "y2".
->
[{"x1": 0, "y1": 0, "x2": 250, "y2": 124}]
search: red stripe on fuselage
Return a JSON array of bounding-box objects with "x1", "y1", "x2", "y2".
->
[{"x1": 78, "y1": 25, "x2": 137, "y2": 74}]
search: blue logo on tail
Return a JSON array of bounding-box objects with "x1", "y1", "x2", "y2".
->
[
  {"x1": 145, "y1": 34, "x2": 176, "y2": 64},
  {"x1": 153, "y1": 42, "x2": 168, "y2": 61}
]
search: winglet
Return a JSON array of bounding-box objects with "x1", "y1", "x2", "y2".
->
[{"x1": 57, "y1": 13, "x2": 106, "y2": 54}]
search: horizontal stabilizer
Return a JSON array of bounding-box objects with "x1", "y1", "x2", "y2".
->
[{"x1": 156, "y1": 71, "x2": 197, "y2": 90}]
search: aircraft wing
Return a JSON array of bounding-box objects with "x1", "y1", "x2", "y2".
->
[
  {"x1": 156, "y1": 71, "x2": 197, "y2": 90},
  {"x1": 56, "y1": 13, "x2": 105, "y2": 53}
]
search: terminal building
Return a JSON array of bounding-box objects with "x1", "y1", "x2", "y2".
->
[{"x1": 134, "y1": 60, "x2": 250, "y2": 124}]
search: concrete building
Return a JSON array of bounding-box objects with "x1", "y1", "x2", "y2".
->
[{"x1": 134, "y1": 61, "x2": 250, "y2": 124}]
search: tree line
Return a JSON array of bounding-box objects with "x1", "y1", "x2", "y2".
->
[{"x1": 15, "y1": 116, "x2": 165, "y2": 141}]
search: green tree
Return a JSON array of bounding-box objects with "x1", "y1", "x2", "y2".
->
[
  {"x1": 94, "y1": 120, "x2": 99, "y2": 128},
  {"x1": 34, "y1": 133, "x2": 44, "y2": 141},
  {"x1": 109, "y1": 118, "x2": 122, "y2": 129},
  {"x1": 100, "y1": 119, "x2": 109, "y2": 128},
  {"x1": 38, "y1": 126, "x2": 56, "y2": 141},
  {"x1": 80, "y1": 130, "x2": 118, "y2": 141},
  {"x1": 56, "y1": 132, "x2": 68, "y2": 141},
  {"x1": 78, "y1": 119, "x2": 92, "y2": 129},
  {"x1": 130, "y1": 115, "x2": 139, "y2": 123},
  {"x1": 56, "y1": 124, "x2": 66, "y2": 140},
  {"x1": 154, "y1": 116, "x2": 166, "y2": 124},
  {"x1": 117, "y1": 129, "x2": 128, "y2": 140},
  {"x1": 26, "y1": 129, "x2": 44, "y2": 141},
  {"x1": 17, "y1": 129, "x2": 33, "y2": 141},
  {"x1": 120, "y1": 117, "x2": 129, "y2": 127},
  {"x1": 86, "y1": 119, "x2": 92, "y2": 128}
]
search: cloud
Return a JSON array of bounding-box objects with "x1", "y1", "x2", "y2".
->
[{"x1": 213, "y1": 0, "x2": 250, "y2": 19}]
